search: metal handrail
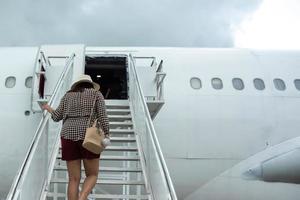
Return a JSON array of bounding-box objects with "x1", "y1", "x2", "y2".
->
[
  {"x1": 129, "y1": 54, "x2": 177, "y2": 200},
  {"x1": 6, "y1": 53, "x2": 75, "y2": 200},
  {"x1": 133, "y1": 56, "x2": 165, "y2": 101},
  {"x1": 40, "y1": 51, "x2": 51, "y2": 67},
  {"x1": 156, "y1": 72, "x2": 166, "y2": 88},
  {"x1": 156, "y1": 60, "x2": 163, "y2": 72},
  {"x1": 45, "y1": 53, "x2": 75, "y2": 107},
  {"x1": 133, "y1": 56, "x2": 157, "y2": 68},
  {"x1": 47, "y1": 56, "x2": 70, "y2": 58},
  {"x1": 133, "y1": 56, "x2": 156, "y2": 60}
]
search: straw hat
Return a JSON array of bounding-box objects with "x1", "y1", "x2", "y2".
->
[{"x1": 71, "y1": 74, "x2": 100, "y2": 91}]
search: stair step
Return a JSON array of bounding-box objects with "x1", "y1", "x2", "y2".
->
[
  {"x1": 106, "y1": 106, "x2": 130, "y2": 110},
  {"x1": 57, "y1": 136, "x2": 136, "y2": 142},
  {"x1": 107, "y1": 109, "x2": 131, "y2": 115},
  {"x1": 47, "y1": 193, "x2": 149, "y2": 199},
  {"x1": 101, "y1": 155, "x2": 140, "y2": 161},
  {"x1": 56, "y1": 155, "x2": 140, "y2": 161},
  {"x1": 58, "y1": 137, "x2": 136, "y2": 143},
  {"x1": 109, "y1": 121, "x2": 133, "y2": 126},
  {"x1": 54, "y1": 166, "x2": 142, "y2": 172},
  {"x1": 105, "y1": 146, "x2": 137, "y2": 151},
  {"x1": 59, "y1": 146, "x2": 138, "y2": 151},
  {"x1": 108, "y1": 114, "x2": 131, "y2": 118},
  {"x1": 92, "y1": 194, "x2": 149, "y2": 199},
  {"x1": 110, "y1": 137, "x2": 136, "y2": 142},
  {"x1": 105, "y1": 100, "x2": 129, "y2": 109},
  {"x1": 51, "y1": 178, "x2": 144, "y2": 185},
  {"x1": 108, "y1": 115, "x2": 132, "y2": 120},
  {"x1": 110, "y1": 129, "x2": 135, "y2": 134}
]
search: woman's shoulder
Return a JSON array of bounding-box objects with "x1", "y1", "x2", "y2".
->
[
  {"x1": 64, "y1": 91, "x2": 76, "y2": 97},
  {"x1": 95, "y1": 90, "x2": 104, "y2": 99}
]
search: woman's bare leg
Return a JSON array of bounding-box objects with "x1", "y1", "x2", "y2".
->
[
  {"x1": 79, "y1": 158, "x2": 99, "y2": 200},
  {"x1": 66, "y1": 159, "x2": 81, "y2": 200}
]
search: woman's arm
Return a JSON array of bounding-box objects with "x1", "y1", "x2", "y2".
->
[
  {"x1": 42, "y1": 95, "x2": 66, "y2": 122},
  {"x1": 42, "y1": 104, "x2": 54, "y2": 114},
  {"x1": 96, "y1": 92, "x2": 110, "y2": 136}
]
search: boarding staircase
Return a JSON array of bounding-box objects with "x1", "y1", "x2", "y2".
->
[
  {"x1": 6, "y1": 51, "x2": 177, "y2": 200},
  {"x1": 46, "y1": 101, "x2": 151, "y2": 199}
]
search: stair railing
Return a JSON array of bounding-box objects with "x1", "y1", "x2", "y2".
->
[
  {"x1": 133, "y1": 56, "x2": 165, "y2": 101},
  {"x1": 128, "y1": 54, "x2": 177, "y2": 200},
  {"x1": 155, "y1": 60, "x2": 166, "y2": 101},
  {"x1": 6, "y1": 54, "x2": 75, "y2": 200},
  {"x1": 40, "y1": 51, "x2": 51, "y2": 67}
]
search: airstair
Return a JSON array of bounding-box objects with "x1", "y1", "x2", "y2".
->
[
  {"x1": 6, "y1": 50, "x2": 177, "y2": 200},
  {"x1": 46, "y1": 100, "x2": 151, "y2": 199}
]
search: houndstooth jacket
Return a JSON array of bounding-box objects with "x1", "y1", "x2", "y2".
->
[{"x1": 51, "y1": 88, "x2": 109, "y2": 141}]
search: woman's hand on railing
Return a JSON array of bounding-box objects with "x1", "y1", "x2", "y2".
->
[{"x1": 41, "y1": 104, "x2": 54, "y2": 114}]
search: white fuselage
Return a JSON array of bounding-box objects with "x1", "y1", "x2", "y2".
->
[{"x1": 1, "y1": 46, "x2": 300, "y2": 200}]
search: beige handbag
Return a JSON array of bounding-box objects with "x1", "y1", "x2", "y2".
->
[{"x1": 82, "y1": 96, "x2": 105, "y2": 154}]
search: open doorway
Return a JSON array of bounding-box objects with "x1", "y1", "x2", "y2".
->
[{"x1": 85, "y1": 56, "x2": 128, "y2": 99}]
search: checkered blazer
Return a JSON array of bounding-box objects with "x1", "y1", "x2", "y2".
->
[{"x1": 51, "y1": 88, "x2": 109, "y2": 141}]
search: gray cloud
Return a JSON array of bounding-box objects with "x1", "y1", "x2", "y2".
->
[{"x1": 0, "y1": 0, "x2": 262, "y2": 47}]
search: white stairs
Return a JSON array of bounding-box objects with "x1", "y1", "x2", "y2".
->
[{"x1": 46, "y1": 100, "x2": 152, "y2": 200}]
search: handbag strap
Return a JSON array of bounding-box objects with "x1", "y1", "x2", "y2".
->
[{"x1": 87, "y1": 94, "x2": 97, "y2": 127}]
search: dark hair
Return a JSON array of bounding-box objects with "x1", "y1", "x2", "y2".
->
[{"x1": 68, "y1": 82, "x2": 94, "y2": 93}]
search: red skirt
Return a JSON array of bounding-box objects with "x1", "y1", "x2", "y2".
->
[{"x1": 61, "y1": 137, "x2": 100, "y2": 161}]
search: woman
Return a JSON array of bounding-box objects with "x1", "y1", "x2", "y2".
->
[{"x1": 42, "y1": 74, "x2": 110, "y2": 200}]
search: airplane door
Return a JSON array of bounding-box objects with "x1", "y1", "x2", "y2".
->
[{"x1": 32, "y1": 44, "x2": 85, "y2": 112}]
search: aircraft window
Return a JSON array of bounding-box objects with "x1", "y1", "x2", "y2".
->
[
  {"x1": 232, "y1": 78, "x2": 244, "y2": 90},
  {"x1": 24, "y1": 111, "x2": 30, "y2": 116},
  {"x1": 25, "y1": 76, "x2": 33, "y2": 88},
  {"x1": 190, "y1": 77, "x2": 202, "y2": 89},
  {"x1": 273, "y1": 78, "x2": 286, "y2": 91},
  {"x1": 294, "y1": 79, "x2": 300, "y2": 90},
  {"x1": 211, "y1": 78, "x2": 223, "y2": 90},
  {"x1": 254, "y1": 78, "x2": 265, "y2": 90},
  {"x1": 5, "y1": 76, "x2": 16, "y2": 88}
]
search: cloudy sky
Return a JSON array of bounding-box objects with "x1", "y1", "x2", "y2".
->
[
  {"x1": 0, "y1": 0, "x2": 296, "y2": 48},
  {"x1": 0, "y1": 0, "x2": 264, "y2": 47}
]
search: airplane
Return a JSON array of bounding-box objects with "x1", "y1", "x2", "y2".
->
[{"x1": 1, "y1": 44, "x2": 300, "y2": 200}]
